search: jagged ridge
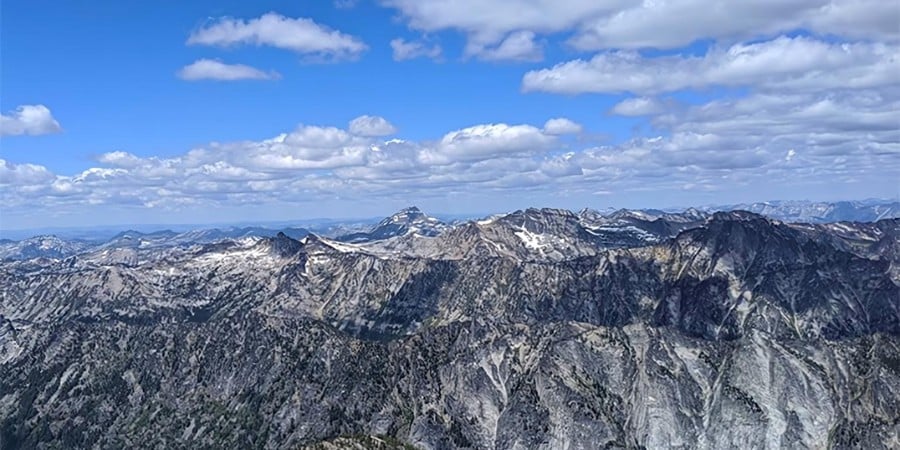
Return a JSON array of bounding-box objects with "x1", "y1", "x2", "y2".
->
[{"x1": 0, "y1": 210, "x2": 898, "y2": 449}]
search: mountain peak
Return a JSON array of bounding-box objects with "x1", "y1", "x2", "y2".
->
[
  {"x1": 336, "y1": 206, "x2": 446, "y2": 243},
  {"x1": 270, "y1": 232, "x2": 303, "y2": 257},
  {"x1": 709, "y1": 210, "x2": 768, "y2": 222},
  {"x1": 386, "y1": 206, "x2": 426, "y2": 223}
]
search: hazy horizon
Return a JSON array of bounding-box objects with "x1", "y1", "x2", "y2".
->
[{"x1": 2, "y1": 196, "x2": 896, "y2": 242}]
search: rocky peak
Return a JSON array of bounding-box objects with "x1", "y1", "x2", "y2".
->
[
  {"x1": 270, "y1": 232, "x2": 304, "y2": 257},
  {"x1": 338, "y1": 207, "x2": 447, "y2": 243},
  {"x1": 379, "y1": 206, "x2": 427, "y2": 226},
  {"x1": 498, "y1": 208, "x2": 580, "y2": 233}
]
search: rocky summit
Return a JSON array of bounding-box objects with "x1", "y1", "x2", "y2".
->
[{"x1": 1, "y1": 208, "x2": 899, "y2": 449}]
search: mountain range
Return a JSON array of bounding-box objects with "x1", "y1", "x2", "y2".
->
[
  {"x1": 707, "y1": 199, "x2": 900, "y2": 223},
  {"x1": 1, "y1": 202, "x2": 898, "y2": 448},
  {"x1": 2, "y1": 200, "x2": 898, "y2": 262}
]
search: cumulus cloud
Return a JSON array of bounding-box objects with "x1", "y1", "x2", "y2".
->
[
  {"x1": 543, "y1": 118, "x2": 582, "y2": 135},
  {"x1": 419, "y1": 123, "x2": 557, "y2": 165},
  {"x1": 571, "y1": 0, "x2": 900, "y2": 50},
  {"x1": 187, "y1": 12, "x2": 367, "y2": 60},
  {"x1": 7, "y1": 3, "x2": 898, "y2": 225},
  {"x1": 523, "y1": 36, "x2": 898, "y2": 95},
  {"x1": 476, "y1": 31, "x2": 543, "y2": 62},
  {"x1": 0, "y1": 159, "x2": 57, "y2": 185},
  {"x1": 97, "y1": 151, "x2": 144, "y2": 168},
  {"x1": 349, "y1": 115, "x2": 397, "y2": 136},
  {"x1": 655, "y1": 92, "x2": 900, "y2": 157},
  {"x1": 610, "y1": 97, "x2": 665, "y2": 116},
  {"x1": 0, "y1": 105, "x2": 62, "y2": 136},
  {"x1": 177, "y1": 59, "x2": 280, "y2": 81},
  {"x1": 382, "y1": 1, "x2": 618, "y2": 60},
  {"x1": 390, "y1": 38, "x2": 442, "y2": 61},
  {"x1": 383, "y1": 0, "x2": 619, "y2": 40},
  {"x1": 2, "y1": 98, "x2": 897, "y2": 222},
  {"x1": 383, "y1": 0, "x2": 899, "y2": 57},
  {"x1": 540, "y1": 152, "x2": 583, "y2": 177},
  {"x1": 219, "y1": 125, "x2": 373, "y2": 170}
]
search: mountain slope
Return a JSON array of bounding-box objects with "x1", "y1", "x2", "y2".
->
[
  {"x1": 0, "y1": 235, "x2": 94, "y2": 261},
  {"x1": 337, "y1": 207, "x2": 448, "y2": 243},
  {"x1": 1, "y1": 212, "x2": 898, "y2": 449}
]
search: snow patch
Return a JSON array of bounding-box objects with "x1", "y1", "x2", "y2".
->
[
  {"x1": 320, "y1": 239, "x2": 361, "y2": 253},
  {"x1": 514, "y1": 229, "x2": 551, "y2": 250}
]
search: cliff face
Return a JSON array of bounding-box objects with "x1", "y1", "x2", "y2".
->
[{"x1": 1, "y1": 212, "x2": 898, "y2": 449}]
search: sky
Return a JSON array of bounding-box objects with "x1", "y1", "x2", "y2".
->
[{"x1": 1, "y1": 0, "x2": 898, "y2": 230}]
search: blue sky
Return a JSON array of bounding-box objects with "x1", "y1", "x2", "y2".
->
[{"x1": 1, "y1": 0, "x2": 898, "y2": 230}]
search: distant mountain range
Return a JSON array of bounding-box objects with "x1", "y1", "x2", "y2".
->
[
  {"x1": 2, "y1": 199, "x2": 897, "y2": 262},
  {"x1": 706, "y1": 199, "x2": 900, "y2": 223}
]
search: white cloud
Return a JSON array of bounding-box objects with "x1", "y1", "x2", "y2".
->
[
  {"x1": 540, "y1": 152, "x2": 583, "y2": 177},
  {"x1": 222, "y1": 125, "x2": 372, "y2": 170},
  {"x1": 807, "y1": 0, "x2": 900, "y2": 41},
  {"x1": 476, "y1": 31, "x2": 543, "y2": 62},
  {"x1": 334, "y1": 0, "x2": 358, "y2": 9},
  {"x1": 572, "y1": 0, "x2": 900, "y2": 50},
  {"x1": 177, "y1": 59, "x2": 280, "y2": 81},
  {"x1": 610, "y1": 97, "x2": 664, "y2": 116},
  {"x1": 97, "y1": 151, "x2": 144, "y2": 168},
  {"x1": 543, "y1": 118, "x2": 582, "y2": 135},
  {"x1": 785, "y1": 149, "x2": 797, "y2": 161},
  {"x1": 419, "y1": 123, "x2": 557, "y2": 165},
  {"x1": 349, "y1": 115, "x2": 397, "y2": 136},
  {"x1": 0, "y1": 105, "x2": 62, "y2": 136},
  {"x1": 570, "y1": 0, "x2": 806, "y2": 50},
  {"x1": 658, "y1": 92, "x2": 900, "y2": 141},
  {"x1": 382, "y1": 0, "x2": 621, "y2": 40},
  {"x1": 187, "y1": 12, "x2": 367, "y2": 60},
  {"x1": 7, "y1": 3, "x2": 900, "y2": 225},
  {"x1": 383, "y1": 0, "x2": 899, "y2": 56},
  {"x1": 0, "y1": 159, "x2": 57, "y2": 185},
  {"x1": 390, "y1": 38, "x2": 442, "y2": 61},
  {"x1": 523, "y1": 36, "x2": 898, "y2": 95},
  {"x1": 382, "y1": 1, "x2": 621, "y2": 60},
  {"x1": 2, "y1": 101, "x2": 897, "y2": 221}
]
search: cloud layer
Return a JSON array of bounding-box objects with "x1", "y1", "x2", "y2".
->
[
  {"x1": 3, "y1": 96, "x2": 896, "y2": 222},
  {"x1": 383, "y1": 0, "x2": 900, "y2": 61},
  {"x1": 523, "y1": 37, "x2": 898, "y2": 95}
]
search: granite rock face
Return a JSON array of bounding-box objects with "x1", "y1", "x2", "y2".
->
[{"x1": 1, "y1": 211, "x2": 898, "y2": 449}]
